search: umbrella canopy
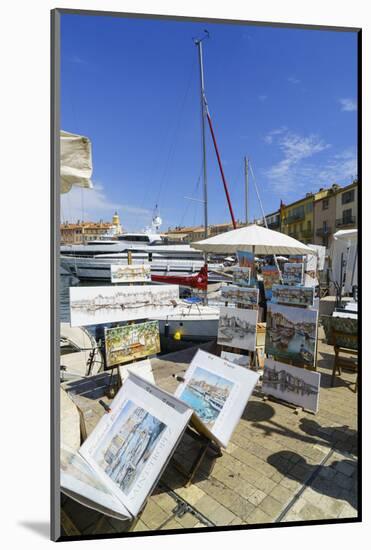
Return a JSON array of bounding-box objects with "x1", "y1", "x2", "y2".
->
[
  {"x1": 60, "y1": 130, "x2": 93, "y2": 193},
  {"x1": 192, "y1": 224, "x2": 315, "y2": 256}
]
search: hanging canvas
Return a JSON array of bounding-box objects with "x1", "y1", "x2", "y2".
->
[
  {"x1": 262, "y1": 358, "x2": 321, "y2": 413},
  {"x1": 105, "y1": 321, "x2": 161, "y2": 367},
  {"x1": 220, "y1": 285, "x2": 259, "y2": 308},
  {"x1": 217, "y1": 306, "x2": 258, "y2": 351},
  {"x1": 282, "y1": 262, "x2": 304, "y2": 286},
  {"x1": 261, "y1": 265, "x2": 281, "y2": 299},
  {"x1": 271, "y1": 285, "x2": 314, "y2": 307},
  {"x1": 231, "y1": 266, "x2": 251, "y2": 286},
  {"x1": 265, "y1": 303, "x2": 318, "y2": 368},
  {"x1": 111, "y1": 263, "x2": 151, "y2": 283},
  {"x1": 175, "y1": 350, "x2": 259, "y2": 447},
  {"x1": 69, "y1": 284, "x2": 179, "y2": 326}
]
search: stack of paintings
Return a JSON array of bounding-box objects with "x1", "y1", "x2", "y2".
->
[
  {"x1": 271, "y1": 285, "x2": 314, "y2": 307},
  {"x1": 262, "y1": 358, "x2": 321, "y2": 413},
  {"x1": 61, "y1": 372, "x2": 193, "y2": 520},
  {"x1": 265, "y1": 303, "x2": 318, "y2": 369},
  {"x1": 220, "y1": 285, "x2": 259, "y2": 309},
  {"x1": 175, "y1": 350, "x2": 259, "y2": 447},
  {"x1": 105, "y1": 321, "x2": 161, "y2": 367},
  {"x1": 217, "y1": 306, "x2": 258, "y2": 352}
]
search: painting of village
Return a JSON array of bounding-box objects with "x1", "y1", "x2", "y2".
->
[
  {"x1": 231, "y1": 266, "x2": 251, "y2": 286},
  {"x1": 262, "y1": 359, "x2": 321, "y2": 413},
  {"x1": 92, "y1": 400, "x2": 166, "y2": 495},
  {"x1": 282, "y1": 262, "x2": 304, "y2": 286},
  {"x1": 105, "y1": 321, "x2": 161, "y2": 367},
  {"x1": 69, "y1": 284, "x2": 179, "y2": 326},
  {"x1": 111, "y1": 263, "x2": 151, "y2": 283},
  {"x1": 221, "y1": 285, "x2": 259, "y2": 308},
  {"x1": 261, "y1": 266, "x2": 281, "y2": 299},
  {"x1": 217, "y1": 306, "x2": 258, "y2": 351},
  {"x1": 271, "y1": 285, "x2": 314, "y2": 307},
  {"x1": 265, "y1": 303, "x2": 318, "y2": 368},
  {"x1": 179, "y1": 366, "x2": 234, "y2": 428},
  {"x1": 237, "y1": 250, "x2": 254, "y2": 270}
]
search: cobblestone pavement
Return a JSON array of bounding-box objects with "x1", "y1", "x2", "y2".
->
[{"x1": 61, "y1": 326, "x2": 358, "y2": 536}]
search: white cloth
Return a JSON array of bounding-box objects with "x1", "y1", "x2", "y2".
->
[{"x1": 60, "y1": 130, "x2": 93, "y2": 193}]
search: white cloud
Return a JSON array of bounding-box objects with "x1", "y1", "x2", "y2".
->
[
  {"x1": 263, "y1": 127, "x2": 287, "y2": 144},
  {"x1": 288, "y1": 76, "x2": 300, "y2": 84},
  {"x1": 258, "y1": 94, "x2": 267, "y2": 102},
  {"x1": 60, "y1": 182, "x2": 152, "y2": 231},
  {"x1": 339, "y1": 98, "x2": 357, "y2": 112}
]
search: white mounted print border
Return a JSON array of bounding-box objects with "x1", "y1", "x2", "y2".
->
[
  {"x1": 111, "y1": 263, "x2": 151, "y2": 283},
  {"x1": 262, "y1": 358, "x2": 321, "y2": 413},
  {"x1": 69, "y1": 284, "x2": 179, "y2": 326},
  {"x1": 217, "y1": 306, "x2": 258, "y2": 352}
]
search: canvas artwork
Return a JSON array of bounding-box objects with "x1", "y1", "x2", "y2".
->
[
  {"x1": 217, "y1": 306, "x2": 258, "y2": 351},
  {"x1": 79, "y1": 372, "x2": 193, "y2": 518},
  {"x1": 221, "y1": 285, "x2": 259, "y2": 308},
  {"x1": 111, "y1": 263, "x2": 151, "y2": 283},
  {"x1": 175, "y1": 350, "x2": 259, "y2": 447},
  {"x1": 261, "y1": 266, "x2": 281, "y2": 299},
  {"x1": 69, "y1": 284, "x2": 179, "y2": 326},
  {"x1": 105, "y1": 321, "x2": 160, "y2": 367},
  {"x1": 262, "y1": 358, "x2": 321, "y2": 413},
  {"x1": 282, "y1": 262, "x2": 304, "y2": 286},
  {"x1": 221, "y1": 351, "x2": 250, "y2": 368},
  {"x1": 231, "y1": 266, "x2": 251, "y2": 286},
  {"x1": 271, "y1": 285, "x2": 314, "y2": 307},
  {"x1": 265, "y1": 303, "x2": 318, "y2": 368}
]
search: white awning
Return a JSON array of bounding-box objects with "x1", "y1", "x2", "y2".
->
[
  {"x1": 192, "y1": 224, "x2": 315, "y2": 256},
  {"x1": 60, "y1": 130, "x2": 93, "y2": 193}
]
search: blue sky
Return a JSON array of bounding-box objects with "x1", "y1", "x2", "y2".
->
[{"x1": 60, "y1": 14, "x2": 357, "y2": 231}]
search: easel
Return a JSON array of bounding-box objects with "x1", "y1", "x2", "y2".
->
[{"x1": 172, "y1": 423, "x2": 223, "y2": 487}]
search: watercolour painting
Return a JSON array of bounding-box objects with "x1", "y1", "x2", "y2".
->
[
  {"x1": 221, "y1": 285, "x2": 259, "y2": 308},
  {"x1": 271, "y1": 285, "x2": 314, "y2": 307},
  {"x1": 262, "y1": 358, "x2": 321, "y2": 413},
  {"x1": 105, "y1": 321, "x2": 161, "y2": 367},
  {"x1": 282, "y1": 262, "x2": 304, "y2": 286},
  {"x1": 217, "y1": 306, "x2": 258, "y2": 351},
  {"x1": 111, "y1": 263, "x2": 151, "y2": 283},
  {"x1": 265, "y1": 303, "x2": 318, "y2": 368},
  {"x1": 221, "y1": 351, "x2": 250, "y2": 368},
  {"x1": 69, "y1": 284, "x2": 179, "y2": 326},
  {"x1": 261, "y1": 266, "x2": 281, "y2": 299},
  {"x1": 231, "y1": 266, "x2": 251, "y2": 286}
]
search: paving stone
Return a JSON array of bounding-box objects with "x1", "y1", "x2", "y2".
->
[
  {"x1": 259, "y1": 495, "x2": 283, "y2": 518},
  {"x1": 333, "y1": 460, "x2": 357, "y2": 477},
  {"x1": 207, "y1": 504, "x2": 239, "y2": 526},
  {"x1": 246, "y1": 508, "x2": 273, "y2": 525},
  {"x1": 297, "y1": 501, "x2": 330, "y2": 521},
  {"x1": 225, "y1": 494, "x2": 255, "y2": 521},
  {"x1": 247, "y1": 489, "x2": 267, "y2": 506},
  {"x1": 175, "y1": 484, "x2": 206, "y2": 506},
  {"x1": 269, "y1": 484, "x2": 295, "y2": 505},
  {"x1": 194, "y1": 494, "x2": 221, "y2": 517},
  {"x1": 338, "y1": 502, "x2": 358, "y2": 519}
]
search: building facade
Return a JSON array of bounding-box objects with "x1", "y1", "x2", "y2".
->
[
  {"x1": 280, "y1": 194, "x2": 314, "y2": 245},
  {"x1": 335, "y1": 181, "x2": 358, "y2": 231},
  {"x1": 165, "y1": 222, "x2": 244, "y2": 243},
  {"x1": 266, "y1": 211, "x2": 281, "y2": 231},
  {"x1": 60, "y1": 212, "x2": 123, "y2": 244},
  {"x1": 313, "y1": 185, "x2": 339, "y2": 248}
]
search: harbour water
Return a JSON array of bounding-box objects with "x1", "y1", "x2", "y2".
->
[{"x1": 179, "y1": 387, "x2": 219, "y2": 426}]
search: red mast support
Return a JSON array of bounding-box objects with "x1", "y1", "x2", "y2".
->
[{"x1": 205, "y1": 110, "x2": 237, "y2": 229}]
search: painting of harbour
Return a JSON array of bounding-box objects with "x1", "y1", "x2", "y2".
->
[
  {"x1": 217, "y1": 306, "x2": 258, "y2": 351},
  {"x1": 262, "y1": 359, "x2": 321, "y2": 413},
  {"x1": 265, "y1": 303, "x2": 318, "y2": 368},
  {"x1": 105, "y1": 321, "x2": 160, "y2": 367},
  {"x1": 111, "y1": 263, "x2": 151, "y2": 283},
  {"x1": 69, "y1": 284, "x2": 179, "y2": 326},
  {"x1": 91, "y1": 400, "x2": 166, "y2": 495},
  {"x1": 221, "y1": 351, "x2": 250, "y2": 368},
  {"x1": 221, "y1": 285, "x2": 259, "y2": 308},
  {"x1": 231, "y1": 266, "x2": 251, "y2": 286},
  {"x1": 261, "y1": 266, "x2": 281, "y2": 299},
  {"x1": 282, "y1": 262, "x2": 304, "y2": 286},
  {"x1": 271, "y1": 285, "x2": 314, "y2": 307},
  {"x1": 178, "y1": 367, "x2": 234, "y2": 428}
]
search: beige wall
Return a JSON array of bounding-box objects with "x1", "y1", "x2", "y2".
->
[{"x1": 313, "y1": 192, "x2": 337, "y2": 248}]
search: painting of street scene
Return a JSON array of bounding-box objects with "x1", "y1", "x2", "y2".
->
[
  {"x1": 92, "y1": 400, "x2": 166, "y2": 495},
  {"x1": 282, "y1": 262, "x2": 304, "y2": 286},
  {"x1": 262, "y1": 359, "x2": 320, "y2": 413},
  {"x1": 217, "y1": 306, "x2": 258, "y2": 351},
  {"x1": 69, "y1": 285, "x2": 178, "y2": 326},
  {"x1": 265, "y1": 303, "x2": 318, "y2": 368},
  {"x1": 111, "y1": 263, "x2": 151, "y2": 283},
  {"x1": 179, "y1": 367, "x2": 234, "y2": 428},
  {"x1": 105, "y1": 321, "x2": 160, "y2": 367},
  {"x1": 231, "y1": 266, "x2": 251, "y2": 286},
  {"x1": 237, "y1": 250, "x2": 254, "y2": 270},
  {"x1": 221, "y1": 285, "x2": 259, "y2": 308},
  {"x1": 271, "y1": 285, "x2": 314, "y2": 307}
]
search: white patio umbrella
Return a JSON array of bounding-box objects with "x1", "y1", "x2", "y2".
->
[
  {"x1": 192, "y1": 224, "x2": 315, "y2": 256},
  {"x1": 60, "y1": 130, "x2": 93, "y2": 193}
]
